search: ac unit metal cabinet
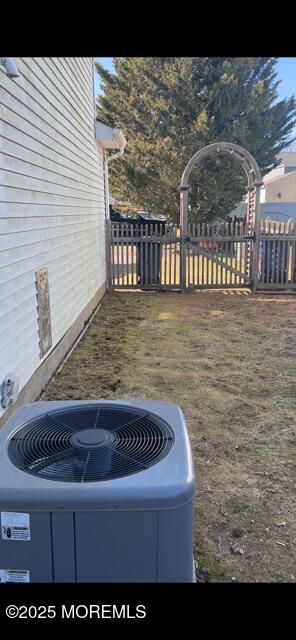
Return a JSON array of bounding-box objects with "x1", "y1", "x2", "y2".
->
[{"x1": 0, "y1": 400, "x2": 195, "y2": 583}]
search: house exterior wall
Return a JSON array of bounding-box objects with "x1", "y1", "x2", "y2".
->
[
  {"x1": 0, "y1": 58, "x2": 106, "y2": 421},
  {"x1": 264, "y1": 171, "x2": 296, "y2": 203}
]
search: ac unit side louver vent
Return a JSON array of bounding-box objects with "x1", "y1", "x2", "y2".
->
[{"x1": 8, "y1": 406, "x2": 174, "y2": 482}]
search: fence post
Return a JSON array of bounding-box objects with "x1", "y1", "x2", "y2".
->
[
  {"x1": 290, "y1": 219, "x2": 296, "y2": 284},
  {"x1": 105, "y1": 219, "x2": 113, "y2": 292},
  {"x1": 251, "y1": 183, "x2": 262, "y2": 295},
  {"x1": 179, "y1": 185, "x2": 189, "y2": 291},
  {"x1": 179, "y1": 224, "x2": 187, "y2": 291}
]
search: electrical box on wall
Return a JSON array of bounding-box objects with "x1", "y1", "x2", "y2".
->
[{"x1": 0, "y1": 373, "x2": 19, "y2": 409}]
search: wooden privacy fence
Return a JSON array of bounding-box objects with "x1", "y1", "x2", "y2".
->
[
  {"x1": 257, "y1": 219, "x2": 296, "y2": 290},
  {"x1": 108, "y1": 219, "x2": 296, "y2": 293},
  {"x1": 109, "y1": 222, "x2": 181, "y2": 290}
]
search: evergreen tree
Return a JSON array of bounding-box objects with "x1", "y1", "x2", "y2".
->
[{"x1": 96, "y1": 58, "x2": 296, "y2": 222}]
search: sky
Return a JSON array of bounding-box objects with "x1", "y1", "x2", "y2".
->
[{"x1": 94, "y1": 57, "x2": 296, "y2": 103}]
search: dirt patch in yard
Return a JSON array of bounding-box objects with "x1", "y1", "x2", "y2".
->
[{"x1": 42, "y1": 290, "x2": 296, "y2": 582}]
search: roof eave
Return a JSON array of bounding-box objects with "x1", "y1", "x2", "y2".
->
[{"x1": 95, "y1": 121, "x2": 126, "y2": 150}]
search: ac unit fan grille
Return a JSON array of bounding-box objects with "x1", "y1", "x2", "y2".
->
[{"x1": 8, "y1": 405, "x2": 174, "y2": 482}]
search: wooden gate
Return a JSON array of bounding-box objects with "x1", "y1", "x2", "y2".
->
[{"x1": 186, "y1": 221, "x2": 254, "y2": 289}]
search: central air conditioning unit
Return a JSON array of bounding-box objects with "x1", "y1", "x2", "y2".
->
[{"x1": 0, "y1": 400, "x2": 195, "y2": 583}]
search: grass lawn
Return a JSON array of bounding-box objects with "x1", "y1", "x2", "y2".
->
[{"x1": 42, "y1": 290, "x2": 296, "y2": 582}]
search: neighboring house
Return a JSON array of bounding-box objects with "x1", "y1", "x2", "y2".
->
[
  {"x1": 261, "y1": 151, "x2": 296, "y2": 183},
  {"x1": 261, "y1": 171, "x2": 296, "y2": 204},
  {"x1": 231, "y1": 152, "x2": 296, "y2": 221},
  {"x1": 0, "y1": 58, "x2": 126, "y2": 426}
]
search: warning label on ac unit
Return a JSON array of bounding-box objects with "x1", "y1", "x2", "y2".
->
[
  {"x1": 0, "y1": 569, "x2": 30, "y2": 583},
  {"x1": 1, "y1": 512, "x2": 30, "y2": 541}
]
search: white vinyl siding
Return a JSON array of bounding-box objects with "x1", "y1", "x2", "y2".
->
[{"x1": 0, "y1": 57, "x2": 106, "y2": 419}]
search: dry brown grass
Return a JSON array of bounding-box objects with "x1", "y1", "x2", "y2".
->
[{"x1": 42, "y1": 290, "x2": 296, "y2": 582}]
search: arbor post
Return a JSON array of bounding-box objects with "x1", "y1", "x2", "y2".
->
[{"x1": 251, "y1": 182, "x2": 262, "y2": 294}]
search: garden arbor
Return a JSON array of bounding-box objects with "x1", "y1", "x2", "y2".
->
[
  {"x1": 179, "y1": 142, "x2": 263, "y2": 291},
  {"x1": 109, "y1": 142, "x2": 296, "y2": 293}
]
